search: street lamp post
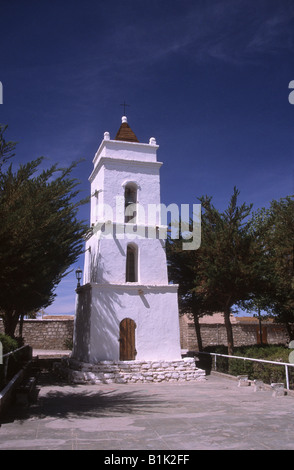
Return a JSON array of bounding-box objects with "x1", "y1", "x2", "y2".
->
[{"x1": 75, "y1": 267, "x2": 82, "y2": 288}]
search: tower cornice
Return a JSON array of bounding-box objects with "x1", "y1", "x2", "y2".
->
[
  {"x1": 93, "y1": 138, "x2": 159, "y2": 166},
  {"x1": 89, "y1": 156, "x2": 163, "y2": 182}
]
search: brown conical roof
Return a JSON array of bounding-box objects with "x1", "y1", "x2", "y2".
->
[{"x1": 115, "y1": 116, "x2": 139, "y2": 142}]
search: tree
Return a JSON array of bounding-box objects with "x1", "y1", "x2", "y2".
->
[
  {"x1": 167, "y1": 187, "x2": 266, "y2": 355},
  {"x1": 167, "y1": 231, "x2": 221, "y2": 351},
  {"x1": 238, "y1": 296, "x2": 272, "y2": 345},
  {"x1": 251, "y1": 196, "x2": 294, "y2": 340},
  {"x1": 0, "y1": 126, "x2": 89, "y2": 338},
  {"x1": 0, "y1": 124, "x2": 16, "y2": 171},
  {"x1": 195, "y1": 188, "x2": 268, "y2": 355},
  {"x1": 167, "y1": 234, "x2": 204, "y2": 351}
]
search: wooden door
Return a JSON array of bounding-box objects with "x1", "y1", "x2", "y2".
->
[{"x1": 119, "y1": 318, "x2": 137, "y2": 361}]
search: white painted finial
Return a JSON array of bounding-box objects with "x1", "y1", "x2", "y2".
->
[
  {"x1": 122, "y1": 116, "x2": 128, "y2": 123},
  {"x1": 104, "y1": 131, "x2": 110, "y2": 140},
  {"x1": 149, "y1": 137, "x2": 156, "y2": 145}
]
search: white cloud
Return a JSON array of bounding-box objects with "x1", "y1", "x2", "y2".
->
[{"x1": 109, "y1": 1, "x2": 294, "y2": 67}]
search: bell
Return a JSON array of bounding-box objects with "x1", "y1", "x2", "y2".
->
[{"x1": 125, "y1": 188, "x2": 136, "y2": 205}]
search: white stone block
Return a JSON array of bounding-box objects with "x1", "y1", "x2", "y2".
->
[
  {"x1": 171, "y1": 372, "x2": 179, "y2": 379},
  {"x1": 151, "y1": 362, "x2": 162, "y2": 369},
  {"x1": 116, "y1": 378, "x2": 127, "y2": 384},
  {"x1": 103, "y1": 373, "x2": 115, "y2": 379}
]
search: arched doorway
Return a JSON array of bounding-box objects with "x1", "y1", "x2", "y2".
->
[{"x1": 119, "y1": 318, "x2": 137, "y2": 361}]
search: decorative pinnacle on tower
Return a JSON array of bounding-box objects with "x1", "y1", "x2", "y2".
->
[{"x1": 115, "y1": 115, "x2": 139, "y2": 143}]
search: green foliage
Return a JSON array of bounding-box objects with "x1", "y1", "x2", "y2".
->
[
  {"x1": 168, "y1": 188, "x2": 294, "y2": 355},
  {"x1": 248, "y1": 196, "x2": 294, "y2": 337},
  {"x1": 0, "y1": 333, "x2": 19, "y2": 390},
  {"x1": 64, "y1": 338, "x2": 73, "y2": 350},
  {"x1": 167, "y1": 187, "x2": 265, "y2": 355},
  {"x1": 0, "y1": 125, "x2": 90, "y2": 337},
  {"x1": 196, "y1": 187, "x2": 265, "y2": 312},
  {"x1": 204, "y1": 344, "x2": 291, "y2": 386},
  {"x1": 0, "y1": 124, "x2": 16, "y2": 171},
  {"x1": 0, "y1": 333, "x2": 18, "y2": 354}
]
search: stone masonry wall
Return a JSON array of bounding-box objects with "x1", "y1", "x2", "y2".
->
[
  {"x1": 0, "y1": 318, "x2": 74, "y2": 349},
  {"x1": 179, "y1": 315, "x2": 289, "y2": 351},
  {"x1": 0, "y1": 316, "x2": 290, "y2": 352}
]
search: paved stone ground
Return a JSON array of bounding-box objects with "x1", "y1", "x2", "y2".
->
[{"x1": 0, "y1": 369, "x2": 294, "y2": 451}]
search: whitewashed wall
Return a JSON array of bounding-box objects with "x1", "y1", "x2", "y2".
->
[
  {"x1": 73, "y1": 283, "x2": 182, "y2": 362},
  {"x1": 73, "y1": 124, "x2": 182, "y2": 364}
]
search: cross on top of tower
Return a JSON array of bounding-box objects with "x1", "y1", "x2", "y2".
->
[{"x1": 120, "y1": 101, "x2": 130, "y2": 116}]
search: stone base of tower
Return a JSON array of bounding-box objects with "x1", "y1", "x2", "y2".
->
[{"x1": 55, "y1": 357, "x2": 206, "y2": 384}]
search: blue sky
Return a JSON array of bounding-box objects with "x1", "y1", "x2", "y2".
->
[{"x1": 1, "y1": 0, "x2": 294, "y2": 315}]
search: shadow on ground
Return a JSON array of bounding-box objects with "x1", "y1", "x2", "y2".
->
[{"x1": 0, "y1": 367, "x2": 165, "y2": 425}]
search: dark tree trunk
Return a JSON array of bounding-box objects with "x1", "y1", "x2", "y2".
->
[
  {"x1": 224, "y1": 307, "x2": 234, "y2": 356},
  {"x1": 2, "y1": 310, "x2": 19, "y2": 338},
  {"x1": 258, "y1": 308, "x2": 263, "y2": 345},
  {"x1": 285, "y1": 322, "x2": 294, "y2": 342},
  {"x1": 193, "y1": 312, "x2": 203, "y2": 352}
]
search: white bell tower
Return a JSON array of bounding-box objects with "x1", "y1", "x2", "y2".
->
[{"x1": 72, "y1": 116, "x2": 182, "y2": 363}]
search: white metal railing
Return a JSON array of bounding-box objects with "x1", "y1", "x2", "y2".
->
[{"x1": 195, "y1": 351, "x2": 294, "y2": 390}]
